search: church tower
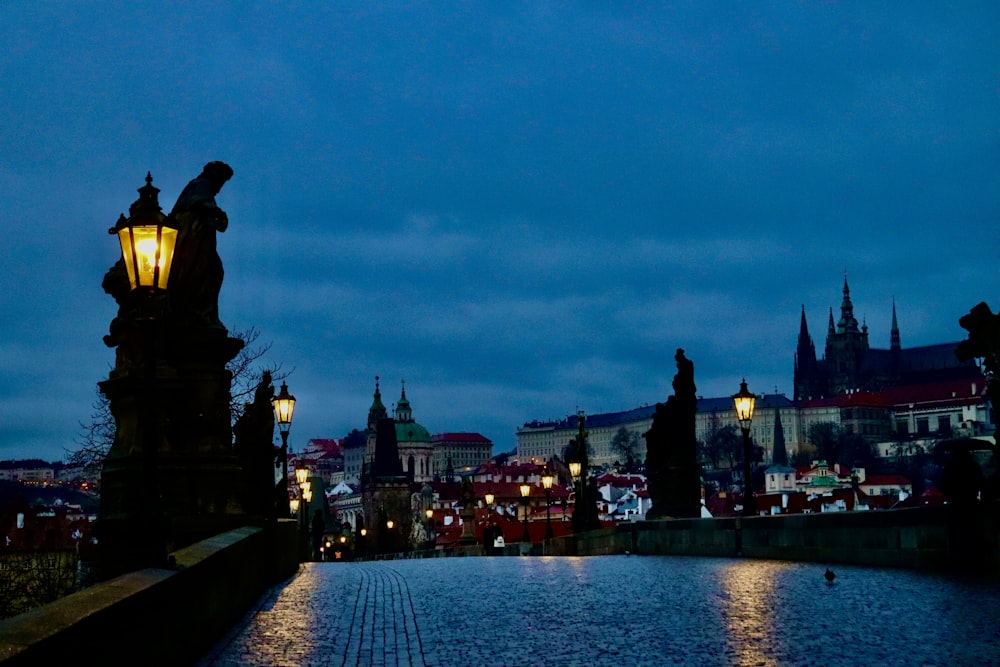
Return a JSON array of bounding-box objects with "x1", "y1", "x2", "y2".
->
[
  {"x1": 393, "y1": 380, "x2": 434, "y2": 483},
  {"x1": 366, "y1": 376, "x2": 388, "y2": 460},
  {"x1": 824, "y1": 274, "x2": 870, "y2": 393},
  {"x1": 794, "y1": 305, "x2": 821, "y2": 400}
]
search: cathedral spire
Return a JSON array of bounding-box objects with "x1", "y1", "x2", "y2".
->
[
  {"x1": 772, "y1": 406, "x2": 788, "y2": 466},
  {"x1": 837, "y1": 273, "x2": 860, "y2": 334},
  {"x1": 828, "y1": 307, "x2": 836, "y2": 335},
  {"x1": 890, "y1": 298, "x2": 901, "y2": 351}
]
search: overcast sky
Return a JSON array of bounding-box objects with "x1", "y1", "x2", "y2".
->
[{"x1": 1, "y1": 2, "x2": 997, "y2": 463}]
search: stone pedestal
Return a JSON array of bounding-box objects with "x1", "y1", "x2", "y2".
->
[{"x1": 98, "y1": 326, "x2": 246, "y2": 577}]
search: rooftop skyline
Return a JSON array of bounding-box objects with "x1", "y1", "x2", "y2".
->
[{"x1": 2, "y1": 3, "x2": 997, "y2": 462}]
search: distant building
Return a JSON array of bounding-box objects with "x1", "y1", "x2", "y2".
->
[
  {"x1": 794, "y1": 276, "x2": 980, "y2": 400},
  {"x1": 0, "y1": 460, "x2": 55, "y2": 483},
  {"x1": 432, "y1": 432, "x2": 494, "y2": 479}
]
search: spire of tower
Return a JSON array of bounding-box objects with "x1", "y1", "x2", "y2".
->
[
  {"x1": 396, "y1": 378, "x2": 413, "y2": 423},
  {"x1": 837, "y1": 273, "x2": 859, "y2": 334},
  {"x1": 772, "y1": 406, "x2": 788, "y2": 466},
  {"x1": 890, "y1": 298, "x2": 901, "y2": 350},
  {"x1": 367, "y1": 375, "x2": 388, "y2": 428},
  {"x1": 828, "y1": 307, "x2": 836, "y2": 335}
]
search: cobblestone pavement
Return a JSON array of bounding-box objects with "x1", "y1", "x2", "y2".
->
[{"x1": 199, "y1": 556, "x2": 1000, "y2": 667}]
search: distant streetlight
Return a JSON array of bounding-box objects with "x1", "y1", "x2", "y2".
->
[
  {"x1": 272, "y1": 382, "x2": 296, "y2": 516},
  {"x1": 733, "y1": 379, "x2": 757, "y2": 517},
  {"x1": 424, "y1": 508, "x2": 435, "y2": 551},
  {"x1": 519, "y1": 482, "x2": 532, "y2": 543},
  {"x1": 541, "y1": 468, "x2": 554, "y2": 539},
  {"x1": 294, "y1": 462, "x2": 310, "y2": 558}
]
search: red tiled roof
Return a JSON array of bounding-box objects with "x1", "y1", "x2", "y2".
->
[
  {"x1": 431, "y1": 432, "x2": 493, "y2": 443},
  {"x1": 862, "y1": 474, "x2": 911, "y2": 486}
]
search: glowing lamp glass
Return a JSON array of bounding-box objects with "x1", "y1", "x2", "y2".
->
[
  {"x1": 272, "y1": 382, "x2": 296, "y2": 432},
  {"x1": 733, "y1": 379, "x2": 756, "y2": 431},
  {"x1": 118, "y1": 224, "x2": 176, "y2": 290},
  {"x1": 541, "y1": 470, "x2": 554, "y2": 490}
]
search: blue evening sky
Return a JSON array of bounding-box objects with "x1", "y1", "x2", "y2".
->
[{"x1": 1, "y1": 2, "x2": 997, "y2": 462}]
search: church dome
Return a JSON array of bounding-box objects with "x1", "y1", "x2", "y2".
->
[{"x1": 396, "y1": 420, "x2": 432, "y2": 444}]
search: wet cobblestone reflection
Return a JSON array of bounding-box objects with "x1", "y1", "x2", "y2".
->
[{"x1": 200, "y1": 556, "x2": 1000, "y2": 666}]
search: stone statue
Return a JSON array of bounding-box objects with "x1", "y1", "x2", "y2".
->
[
  {"x1": 168, "y1": 161, "x2": 234, "y2": 329},
  {"x1": 644, "y1": 349, "x2": 700, "y2": 519},
  {"x1": 233, "y1": 371, "x2": 277, "y2": 518}
]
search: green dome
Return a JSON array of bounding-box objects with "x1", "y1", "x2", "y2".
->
[{"x1": 395, "y1": 421, "x2": 431, "y2": 443}]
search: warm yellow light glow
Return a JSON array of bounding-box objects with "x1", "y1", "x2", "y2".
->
[
  {"x1": 541, "y1": 470, "x2": 554, "y2": 490},
  {"x1": 118, "y1": 224, "x2": 177, "y2": 290},
  {"x1": 569, "y1": 462, "x2": 582, "y2": 478},
  {"x1": 733, "y1": 379, "x2": 756, "y2": 431},
  {"x1": 302, "y1": 488, "x2": 312, "y2": 503},
  {"x1": 300, "y1": 481, "x2": 311, "y2": 495},
  {"x1": 295, "y1": 466, "x2": 309, "y2": 486},
  {"x1": 272, "y1": 382, "x2": 296, "y2": 430},
  {"x1": 386, "y1": 520, "x2": 394, "y2": 529},
  {"x1": 339, "y1": 535, "x2": 347, "y2": 543},
  {"x1": 289, "y1": 498, "x2": 300, "y2": 513},
  {"x1": 360, "y1": 528, "x2": 367, "y2": 536},
  {"x1": 484, "y1": 490, "x2": 495, "y2": 506},
  {"x1": 426, "y1": 508, "x2": 434, "y2": 519},
  {"x1": 519, "y1": 483, "x2": 531, "y2": 498}
]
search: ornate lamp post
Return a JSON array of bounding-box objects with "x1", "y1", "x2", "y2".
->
[
  {"x1": 541, "y1": 468, "x2": 554, "y2": 539},
  {"x1": 272, "y1": 382, "x2": 296, "y2": 516},
  {"x1": 294, "y1": 462, "x2": 310, "y2": 558},
  {"x1": 424, "y1": 508, "x2": 435, "y2": 551},
  {"x1": 484, "y1": 488, "x2": 495, "y2": 525},
  {"x1": 107, "y1": 173, "x2": 178, "y2": 571},
  {"x1": 519, "y1": 482, "x2": 532, "y2": 543},
  {"x1": 733, "y1": 379, "x2": 757, "y2": 517}
]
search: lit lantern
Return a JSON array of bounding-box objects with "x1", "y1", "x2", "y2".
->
[
  {"x1": 272, "y1": 382, "x2": 296, "y2": 435},
  {"x1": 113, "y1": 173, "x2": 177, "y2": 291},
  {"x1": 541, "y1": 469, "x2": 554, "y2": 490},
  {"x1": 733, "y1": 379, "x2": 756, "y2": 434},
  {"x1": 295, "y1": 463, "x2": 309, "y2": 487}
]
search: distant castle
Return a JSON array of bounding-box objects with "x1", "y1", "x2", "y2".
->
[{"x1": 793, "y1": 276, "x2": 979, "y2": 400}]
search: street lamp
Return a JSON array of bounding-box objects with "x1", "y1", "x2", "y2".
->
[
  {"x1": 424, "y1": 508, "x2": 435, "y2": 550},
  {"x1": 272, "y1": 382, "x2": 296, "y2": 516},
  {"x1": 733, "y1": 379, "x2": 757, "y2": 517},
  {"x1": 112, "y1": 173, "x2": 178, "y2": 292},
  {"x1": 541, "y1": 468, "x2": 554, "y2": 539},
  {"x1": 109, "y1": 173, "x2": 178, "y2": 571},
  {"x1": 519, "y1": 482, "x2": 532, "y2": 543}
]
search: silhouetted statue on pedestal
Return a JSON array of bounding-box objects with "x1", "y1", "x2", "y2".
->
[
  {"x1": 644, "y1": 349, "x2": 701, "y2": 519},
  {"x1": 233, "y1": 371, "x2": 277, "y2": 518},
  {"x1": 169, "y1": 160, "x2": 234, "y2": 330}
]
